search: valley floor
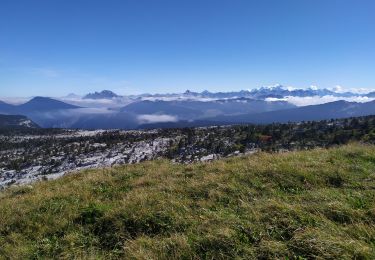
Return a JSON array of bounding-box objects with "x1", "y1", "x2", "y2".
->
[{"x1": 0, "y1": 143, "x2": 374, "y2": 259}]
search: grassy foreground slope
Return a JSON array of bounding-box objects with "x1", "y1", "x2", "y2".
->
[{"x1": 1, "y1": 144, "x2": 375, "y2": 259}]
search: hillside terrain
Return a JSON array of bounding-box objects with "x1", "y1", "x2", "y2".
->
[
  {"x1": 0, "y1": 114, "x2": 39, "y2": 129},
  {"x1": 210, "y1": 100, "x2": 375, "y2": 124},
  {"x1": 0, "y1": 144, "x2": 374, "y2": 259},
  {"x1": 2, "y1": 115, "x2": 375, "y2": 188}
]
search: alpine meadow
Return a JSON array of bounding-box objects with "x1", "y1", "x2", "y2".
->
[{"x1": 1, "y1": 0, "x2": 375, "y2": 259}]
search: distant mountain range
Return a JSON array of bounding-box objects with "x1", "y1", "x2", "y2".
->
[
  {"x1": 137, "y1": 100, "x2": 375, "y2": 129},
  {"x1": 83, "y1": 90, "x2": 119, "y2": 99},
  {"x1": 1, "y1": 86, "x2": 375, "y2": 129},
  {"x1": 0, "y1": 97, "x2": 80, "y2": 114},
  {"x1": 209, "y1": 100, "x2": 375, "y2": 124},
  {"x1": 65, "y1": 85, "x2": 375, "y2": 101},
  {"x1": 133, "y1": 85, "x2": 371, "y2": 101},
  {"x1": 0, "y1": 114, "x2": 39, "y2": 129},
  {"x1": 0, "y1": 97, "x2": 81, "y2": 128},
  {"x1": 121, "y1": 98, "x2": 295, "y2": 120}
]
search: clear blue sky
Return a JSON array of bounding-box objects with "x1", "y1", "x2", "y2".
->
[{"x1": 0, "y1": 0, "x2": 374, "y2": 97}]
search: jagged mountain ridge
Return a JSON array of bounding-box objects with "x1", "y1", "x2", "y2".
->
[
  {"x1": 76, "y1": 85, "x2": 369, "y2": 101},
  {"x1": 83, "y1": 90, "x2": 119, "y2": 99},
  {"x1": 136, "y1": 85, "x2": 368, "y2": 100}
]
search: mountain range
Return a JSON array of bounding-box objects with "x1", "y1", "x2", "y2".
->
[
  {"x1": 72, "y1": 85, "x2": 374, "y2": 101},
  {"x1": 1, "y1": 86, "x2": 375, "y2": 129},
  {"x1": 0, "y1": 97, "x2": 80, "y2": 128},
  {"x1": 127, "y1": 85, "x2": 372, "y2": 100},
  {"x1": 209, "y1": 100, "x2": 375, "y2": 124},
  {"x1": 120, "y1": 98, "x2": 295, "y2": 120},
  {"x1": 0, "y1": 97, "x2": 80, "y2": 114},
  {"x1": 83, "y1": 90, "x2": 119, "y2": 99}
]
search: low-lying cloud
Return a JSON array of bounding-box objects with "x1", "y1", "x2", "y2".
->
[
  {"x1": 60, "y1": 97, "x2": 133, "y2": 108},
  {"x1": 266, "y1": 95, "x2": 375, "y2": 107},
  {"x1": 0, "y1": 97, "x2": 29, "y2": 105},
  {"x1": 28, "y1": 108, "x2": 117, "y2": 128},
  {"x1": 137, "y1": 114, "x2": 178, "y2": 124},
  {"x1": 140, "y1": 96, "x2": 217, "y2": 102}
]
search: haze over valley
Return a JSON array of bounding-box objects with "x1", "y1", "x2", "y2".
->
[{"x1": 2, "y1": 85, "x2": 375, "y2": 129}]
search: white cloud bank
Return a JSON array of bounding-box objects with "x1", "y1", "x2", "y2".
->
[
  {"x1": 60, "y1": 97, "x2": 134, "y2": 108},
  {"x1": 266, "y1": 95, "x2": 375, "y2": 107},
  {"x1": 328, "y1": 85, "x2": 374, "y2": 94},
  {"x1": 137, "y1": 114, "x2": 178, "y2": 124},
  {"x1": 0, "y1": 97, "x2": 29, "y2": 105}
]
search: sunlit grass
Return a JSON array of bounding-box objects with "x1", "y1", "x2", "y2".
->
[{"x1": 0, "y1": 143, "x2": 374, "y2": 259}]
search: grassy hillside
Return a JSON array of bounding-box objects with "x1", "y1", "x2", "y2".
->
[{"x1": 1, "y1": 144, "x2": 375, "y2": 259}]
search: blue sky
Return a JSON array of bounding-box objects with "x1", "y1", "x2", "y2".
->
[{"x1": 0, "y1": 0, "x2": 374, "y2": 97}]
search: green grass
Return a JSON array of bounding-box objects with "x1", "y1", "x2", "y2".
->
[{"x1": 1, "y1": 143, "x2": 375, "y2": 259}]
